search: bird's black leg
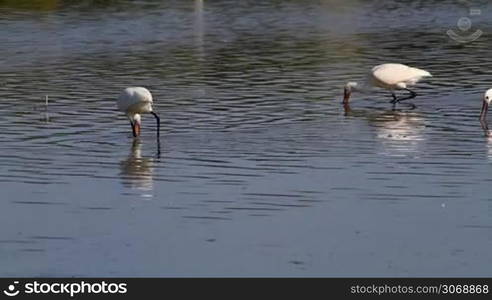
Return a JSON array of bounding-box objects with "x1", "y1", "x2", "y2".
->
[
  {"x1": 389, "y1": 88, "x2": 418, "y2": 109},
  {"x1": 389, "y1": 91, "x2": 398, "y2": 104},
  {"x1": 152, "y1": 112, "x2": 162, "y2": 157},
  {"x1": 389, "y1": 89, "x2": 417, "y2": 110},
  {"x1": 150, "y1": 111, "x2": 160, "y2": 140},
  {"x1": 395, "y1": 88, "x2": 417, "y2": 102}
]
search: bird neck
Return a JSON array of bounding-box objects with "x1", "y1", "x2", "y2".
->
[{"x1": 347, "y1": 81, "x2": 372, "y2": 93}]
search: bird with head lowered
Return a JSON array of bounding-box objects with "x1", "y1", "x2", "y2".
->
[
  {"x1": 117, "y1": 87, "x2": 160, "y2": 139},
  {"x1": 343, "y1": 63, "x2": 432, "y2": 106}
]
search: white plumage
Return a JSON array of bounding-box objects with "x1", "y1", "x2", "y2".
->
[
  {"x1": 117, "y1": 87, "x2": 160, "y2": 138},
  {"x1": 118, "y1": 87, "x2": 154, "y2": 114},
  {"x1": 480, "y1": 88, "x2": 492, "y2": 121},
  {"x1": 343, "y1": 63, "x2": 432, "y2": 105},
  {"x1": 370, "y1": 64, "x2": 431, "y2": 89}
]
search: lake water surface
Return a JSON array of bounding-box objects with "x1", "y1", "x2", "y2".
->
[{"x1": 1, "y1": 0, "x2": 491, "y2": 276}]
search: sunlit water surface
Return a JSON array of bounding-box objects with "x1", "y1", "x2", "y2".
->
[{"x1": 0, "y1": 0, "x2": 491, "y2": 276}]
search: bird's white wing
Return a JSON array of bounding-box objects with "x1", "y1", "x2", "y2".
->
[
  {"x1": 117, "y1": 87, "x2": 153, "y2": 112},
  {"x1": 371, "y1": 64, "x2": 431, "y2": 88}
]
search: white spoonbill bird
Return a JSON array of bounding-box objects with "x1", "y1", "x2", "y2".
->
[
  {"x1": 117, "y1": 87, "x2": 160, "y2": 138},
  {"x1": 480, "y1": 89, "x2": 492, "y2": 121},
  {"x1": 343, "y1": 63, "x2": 432, "y2": 105}
]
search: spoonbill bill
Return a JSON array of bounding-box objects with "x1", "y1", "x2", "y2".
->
[
  {"x1": 343, "y1": 63, "x2": 432, "y2": 105},
  {"x1": 117, "y1": 87, "x2": 160, "y2": 138},
  {"x1": 480, "y1": 89, "x2": 492, "y2": 121}
]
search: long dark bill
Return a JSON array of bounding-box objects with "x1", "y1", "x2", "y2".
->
[
  {"x1": 130, "y1": 120, "x2": 137, "y2": 138},
  {"x1": 343, "y1": 87, "x2": 351, "y2": 105},
  {"x1": 480, "y1": 101, "x2": 489, "y2": 121}
]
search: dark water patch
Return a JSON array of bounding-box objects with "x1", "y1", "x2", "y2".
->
[
  {"x1": 29, "y1": 236, "x2": 74, "y2": 240},
  {"x1": 182, "y1": 215, "x2": 232, "y2": 221},
  {"x1": 12, "y1": 201, "x2": 66, "y2": 205}
]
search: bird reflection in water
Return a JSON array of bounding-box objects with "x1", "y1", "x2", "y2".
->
[
  {"x1": 119, "y1": 139, "x2": 160, "y2": 198},
  {"x1": 375, "y1": 112, "x2": 424, "y2": 156},
  {"x1": 343, "y1": 104, "x2": 424, "y2": 156},
  {"x1": 479, "y1": 119, "x2": 492, "y2": 160}
]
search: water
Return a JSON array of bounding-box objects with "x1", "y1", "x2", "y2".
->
[{"x1": 1, "y1": 0, "x2": 491, "y2": 276}]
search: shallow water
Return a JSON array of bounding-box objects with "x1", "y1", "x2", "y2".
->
[{"x1": 1, "y1": 0, "x2": 491, "y2": 276}]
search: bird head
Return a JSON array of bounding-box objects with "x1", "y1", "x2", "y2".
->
[
  {"x1": 481, "y1": 89, "x2": 492, "y2": 121},
  {"x1": 343, "y1": 82, "x2": 358, "y2": 104},
  {"x1": 129, "y1": 113, "x2": 142, "y2": 137}
]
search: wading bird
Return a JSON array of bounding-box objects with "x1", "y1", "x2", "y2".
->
[
  {"x1": 117, "y1": 87, "x2": 160, "y2": 138},
  {"x1": 480, "y1": 89, "x2": 492, "y2": 121},
  {"x1": 343, "y1": 63, "x2": 432, "y2": 106}
]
